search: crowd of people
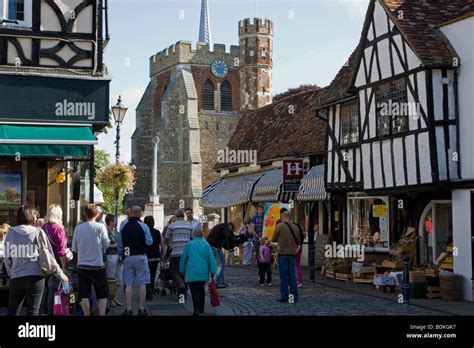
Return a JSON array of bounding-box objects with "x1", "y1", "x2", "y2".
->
[{"x1": 0, "y1": 203, "x2": 306, "y2": 316}]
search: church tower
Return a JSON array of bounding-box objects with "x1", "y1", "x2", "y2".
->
[{"x1": 238, "y1": 18, "x2": 273, "y2": 110}]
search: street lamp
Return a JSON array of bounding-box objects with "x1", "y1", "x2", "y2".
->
[
  {"x1": 111, "y1": 95, "x2": 128, "y2": 163},
  {"x1": 111, "y1": 95, "x2": 128, "y2": 222}
]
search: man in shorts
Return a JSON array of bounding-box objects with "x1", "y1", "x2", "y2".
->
[
  {"x1": 118, "y1": 206, "x2": 153, "y2": 316},
  {"x1": 72, "y1": 204, "x2": 111, "y2": 316}
]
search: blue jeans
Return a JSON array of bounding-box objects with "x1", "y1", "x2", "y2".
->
[
  {"x1": 212, "y1": 247, "x2": 226, "y2": 285},
  {"x1": 278, "y1": 255, "x2": 298, "y2": 302}
]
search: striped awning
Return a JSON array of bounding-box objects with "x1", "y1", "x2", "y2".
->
[
  {"x1": 201, "y1": 173, "x2": 264, "y2": 208},
  {"x1": 297, "y1": 164, "x2": 329, "y2": 201},
  {"x1": 252, "y1": 169, "x2": 281, "y2": 202}
]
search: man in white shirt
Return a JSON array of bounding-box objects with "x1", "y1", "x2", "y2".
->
[{"x1": 185, "y1": 207, "x2": 202, "y2": 232}]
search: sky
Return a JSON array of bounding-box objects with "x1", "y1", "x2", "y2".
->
[{"x1": 97, "y1": 0, "x2": 370, "y2": 163}]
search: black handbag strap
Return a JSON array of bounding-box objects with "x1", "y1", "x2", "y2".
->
[{"x1": 284, "y1": 222, "x2": 300, "y2": 246}]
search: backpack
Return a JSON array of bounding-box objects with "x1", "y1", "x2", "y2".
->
[{"x1": 35, "y1": 228, "x2": 64, "y2": 279}]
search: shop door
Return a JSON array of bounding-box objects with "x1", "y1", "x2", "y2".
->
[
  {"x1": 432, "y1": 203, "x2": 453, "y2": 260},
  {"x1": 419, "y1": 201, "x2": 452, "y2": 264}
]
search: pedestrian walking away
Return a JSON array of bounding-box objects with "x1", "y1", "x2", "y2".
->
[
  {"x1": 118, "y1": 206, "x2": 153, "y2": 316},
  {"x1": 207, "y1": 222, "x2": 235, "y2": 288},
  {"x1": 144, "y1": 215, "x2": 165, "y2": 300},
  {"x1": 271, "y1": 211, "x2": 300, "y2": 303},
  {"x1": 72, "y1": 204, "x2": 110, "y2": 316},
  {"x1": 165, "y1": 209, "x2": 193, "y2": 297},
  {"x1": 39, "y1": 205, "x2": 68, "y2": 316},
  {"x1": 104, "y1": 214, "x2": 123, "y2": 307},
  {"x1": 179, "y1": 228, "x2": 217, "y2": 316},
  {"x1": 5, "y1": 205, "x2": 68, "y2": 316}
]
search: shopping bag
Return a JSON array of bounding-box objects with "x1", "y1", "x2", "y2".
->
[
  {"x1": 208, "y1": 280, "x2": 220, "y2": 307},
  {"x1": 53, "y1": 283, "x2": 69, "y2": 316}
]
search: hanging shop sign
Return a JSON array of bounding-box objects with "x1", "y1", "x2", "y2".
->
[{"x1": 282, "y1": 159, "x2": 304, "y2": 192}]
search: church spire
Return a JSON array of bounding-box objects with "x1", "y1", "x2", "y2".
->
[{"x1": 199, "y1": 0, "x2": 211, "y2": 44}]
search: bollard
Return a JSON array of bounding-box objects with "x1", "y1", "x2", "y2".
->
[
  {"x1": 402, "y1": 254, "x2": 410, "y2": 304},
  {"x1": 309, "y1": 244, "x2": 315, "y2": 282}
]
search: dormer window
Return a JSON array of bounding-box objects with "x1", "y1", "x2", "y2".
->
[{"x1": 0, "y1": 0, "x2": 32, "y2": 28}]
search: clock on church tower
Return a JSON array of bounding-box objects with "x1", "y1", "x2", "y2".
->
[{"x1": 211, "y1": 59, "x2": 228, "y2": 78}]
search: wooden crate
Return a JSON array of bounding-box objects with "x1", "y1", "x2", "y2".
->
[
  {"x1": 336, "y1": 273, "x2": 353, "y2": 282},
  {"x1": 426, "y1": 286, "x2": 441, "y2": 299},
  {"x1": 382, "y1": 260, "x2": 403, "y2": 269},
  {"x1": 410, "y1": 271, "x2": 427, "y2": 283},
  {"x1": 353, "y1": 274, "x2": 374, "y2": 284},
  {"x1": 326, "y1": 269, "x2": 336, "y2": 280}
]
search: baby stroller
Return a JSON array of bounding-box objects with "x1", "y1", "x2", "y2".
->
[{"x1": 157, "y1": 251, "x2": 177, "y2": 296}]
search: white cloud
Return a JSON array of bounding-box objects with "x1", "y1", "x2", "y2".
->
[{"x1": 336, "y1": 0, "x2": 369, "y2": 20}]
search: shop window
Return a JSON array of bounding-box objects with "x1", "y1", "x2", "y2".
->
[
  {"x1": 375, "y1": 78, "x2": 408, "y2": 137},
  {"x1": 340, "y1": 99, "x2": 359, "y2": 145},
  {"x1": 347, "y1": 196, "x2": 389, "y2": 251},
  {"x1": 220, "y1": 80, "x2": 232, "y2": 112},
  {"x1": 202, "y1": 80, "x2": 214, "y2": 111}
]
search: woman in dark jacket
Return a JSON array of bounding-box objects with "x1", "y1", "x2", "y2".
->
[{"x1": 144, "y1": 216, "x2": 165, "y2": 300}]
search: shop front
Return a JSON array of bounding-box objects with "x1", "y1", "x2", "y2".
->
[{"x1": 0, "y1": 74, "x2": 110, "y2": 234}]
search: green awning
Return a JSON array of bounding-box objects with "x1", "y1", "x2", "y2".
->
[{"x1": 0, "y1": 125, "x2": 97, "y2": 158}]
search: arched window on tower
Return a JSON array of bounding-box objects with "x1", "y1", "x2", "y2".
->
[
  {"x1": 203, "y1": 79, "x2": 214, "y2": 111},
  {"x1": 221, "y1": 80, "x2": 232, "y2": 112}
]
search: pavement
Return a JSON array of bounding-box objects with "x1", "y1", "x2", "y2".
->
[{"x1": 1, "y1": 262, "x2": 473, "y2": 316}]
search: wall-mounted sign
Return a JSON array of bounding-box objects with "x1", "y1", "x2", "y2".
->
[
  {"x1": 0, "y1": 172, "x2": 22, "y2": 210},
  {"x1": 282, "y1": 159, "x2": 304, "y2": 192},
  {"x1": 0, "y1": 75, "x2": 110, "y2": 124}
]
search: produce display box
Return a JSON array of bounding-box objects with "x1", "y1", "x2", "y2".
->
[
  {"x1": 352, "y1": 274, "x2": 374, "y2": 284},
  {"x1": 326, "y1": 269, "x2": 336, "y2": 280},
  {"x1": 335, "y1": 273, "x2": 353, "y2": 282},
  {"x1": 409, "y1": 271, "x2": 427, "y2": 284},
  {"x1": 426, "y1": 286, "x2": 441, "y2": 299},
  {"x1": 382, "y1": 260, "x2": 404, "y2": 269}
]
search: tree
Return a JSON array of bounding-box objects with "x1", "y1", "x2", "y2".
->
[
  {"x1": 94, "y1": 149, "x2": 111, "y2": 174},
  {"x1": 96, "y1": 163, "x2": 136, "y2": 215}
]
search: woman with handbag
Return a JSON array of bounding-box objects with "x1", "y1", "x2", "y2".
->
[
  {"x1": 40, "y1": 204, "x2": 68, "y2": 315},
  {"x1": 179, "y1": 228, "x2": 216, "y2": 316},
  {"x1": 4, "y1": 205, "x2": 68, "y2": 316}
]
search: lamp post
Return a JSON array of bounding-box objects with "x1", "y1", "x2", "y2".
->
[{"x1": 111, "y1": 95, "x2": 128, "y2": 221}]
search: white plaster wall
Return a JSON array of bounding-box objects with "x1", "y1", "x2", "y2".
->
[
  {"x1": 327, "y1": 150, "x2": 333, "y2": 184},
  {"x1": 368, "y1": 90, "x2": 376, "y2": 138},
  {"x1": 432, "y1": 69, "x2": 444, "y2": 121},
  {"x1": 361, "y1": 142, "x2": 371, "y2": 189},
  {"x1": 373, "y1": 142, "x2": 382, "y2": 188},
  {"x1": 452, "y1": 189, "x2": 473, "y2": 301},
  {"x1": 417, "y1": 71, "x2": 428, "y2": 128},
  {"x1": 436, "y1": 126, "x2": 447, "y2": 181},
  {"x1": 393, "y1": 137, "x2": 405, "y2": 186},
  {"x1": 441, "y1": 17, "x2": 474, "y2": 180},
  {"x1": 356, "y1": 148, "x2": 361, "y2": 182},
  {"x1": 418, "y1": 132, "x2": 432, "y2": 183},
  {"x1": 405, "y1": 134, "x2": 417, "y2": 185},
  {"x1": 382, "y1": 139, "x2": 393, "y2": 187},
  {"x1": 7, "y1": 38, "x2": 31, "y2": 63},
  {"x1": 373, "y1": 2, "x2": 389, "y2": 38},
  {"x1": 378, "y1": 39, "x2": 391, "y2": 80},
  {"x1": 449, "y1": 125, "x2": 459, "y2": 180}
]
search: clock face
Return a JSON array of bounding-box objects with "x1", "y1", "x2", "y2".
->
[{"x1": 211, "y1": 59, "x2": 229, "y2": 78}]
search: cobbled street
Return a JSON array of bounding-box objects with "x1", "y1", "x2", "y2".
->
[{"x1": 216, "y1": 266, "x2": 443, "y2": 316}]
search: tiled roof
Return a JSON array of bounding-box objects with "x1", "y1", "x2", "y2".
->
[
  {"x1": 318, "y1": 0, "x2": 473, "y2": 107},
  {"x1": 215, "y1": 88, "x2": 327, "y2": 169},
  {"x1": 380, "y1": 0, "x2": 473, "y2": 66}
]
